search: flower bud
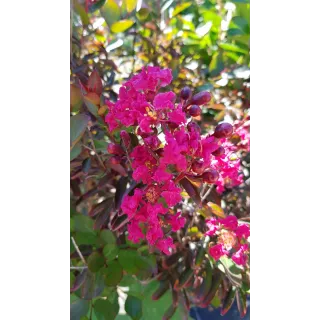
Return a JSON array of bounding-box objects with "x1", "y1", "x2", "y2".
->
[
  {"x1": 213, "y1": 123, "x2": 233, "y2": 139},
  {"x1": 167, "y1": 122, "x2": 179, "y2": 130},
  {"x1": 202, "y1": 170, "x2": 219, "y2": 183},
  {"x1": 191, "y1": 160, "x2": 206, "y2": 174},
  {"x1": 212, "y1": 146, "x2": 225, "y2": 157},
  {"x1": 107, "y1": 143, "x2": 124, "y2": 155},
  {"x1": 187, "y1": 121, "x2": 201, "y2": 133},
  {"x1": 190, "y1": 91, "x2": 212, "y2": 106},
  {"x1": 188, "y1": 105, "x2": 201, "y2": 117},
  {"x1": 120, "y1": 130, "x2": 130, "y2": 148},
  {"x1": 156, "y1": 148, "x2": 164, "y2": 157},
  {"x1": 109, "y1": 155, "x2": 121, "y2": 165},
  {"x1": 180, "y1": 86, "x2": 192, "y2": 100}
]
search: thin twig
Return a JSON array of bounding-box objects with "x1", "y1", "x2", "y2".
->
[
  {"x1": 71, "y1": 236, "x2": 87, "y2": 265},
  {"x1": 201, "y1": 184, "x2": 214, "y2": 201},
  {"x1": 70, "y1": 266, "x2": 88, "y2": 270},
  {"x1": 88, "y1": 129, "x2": 106, "y2": 170},
  {"x1": 200, "y1": 183, "x2": 208, "y2": 198}
]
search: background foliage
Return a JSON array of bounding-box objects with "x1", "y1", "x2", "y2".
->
[{"x1": 71, "y1": 0, "x2": 250, "y2": 319}]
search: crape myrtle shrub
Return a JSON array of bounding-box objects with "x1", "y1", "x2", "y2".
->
[{"x1": 70, "y1": 0, "x2": 250, "y2": 319}]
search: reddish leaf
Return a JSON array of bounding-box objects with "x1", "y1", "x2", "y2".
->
[
  {"x1": 87, "y1": 70, "x2": 103, "y2": 96},
  {"x1": 71, "y1": 269, "x2": 88, "y2": 292}
]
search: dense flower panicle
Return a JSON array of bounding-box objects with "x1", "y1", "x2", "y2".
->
[
  {"x1": 106, "y1": 67, "x2": 248, "y2": 255},
  {"x1": 206, "y1": 216, "x2": 250, "y2": 266}
]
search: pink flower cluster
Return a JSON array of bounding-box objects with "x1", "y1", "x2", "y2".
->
[
  {"x1": 104, "y1": 67, "x2": 246, "y2": 254},
  {"x1": 206, "y1": 216, "x2": 250, "y2": 266}
]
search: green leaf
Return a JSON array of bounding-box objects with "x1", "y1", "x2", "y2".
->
[
  {"x1": 118, "y1": 250, "x2": 139, "y2": 274},
  {"x1": 231, "y1": 16, "x2": 249, "y2": 34},
  {"x1": 136, "y1": 8, "x2": 149, "y2": 20},
  {"x1": 94, "y1": 299, "x2": 119, "y2": 320},
  {"x1": 125, "y1": 0, "x2": 137, "y2": 13},
  {"x1": 111, "y1": 20, "x2": 135, "y2": 33},
  {"x1": 134, "y1": 255, "x2": 156, "y2": 281},
  {"x1": 70, "y1": 114, "x2": 89, "y2": 149},
  {"x1": 71, "y1": 142, "x2": 82, "y2": 161},
  {"x1": 227, "y1": 28, "x2": 245, "y2": 37},
  {"x1": 219, "y1": 256, "x2": 243, "y2": 287},
  {"x1": 71, "y1": 298, "x2": 90, "y2": 320},
  {"x1": 100, "y1": 230, "x2": 116, "y2": 245},
  {"x1": 125, "y1": 296, "x2": 142, "y2": 320},
  {"x1": 103, "y1": 244, "x2": 119, "y2": 261},
  {"x1": 83, "y1": 97, "x2": 99, "y2": 117},
  {"x1": 103, "y1": 261, "x2": 123, "y2": 286},
  {"x1": 219, "y1": 43, "x2": 248, "y2": 54},
  {"x1": 74, "y1": 215, "x2": 95, "y2": 234},
  {"x1": 140, "y1": 280, "x2": 191, "y2": 320},
  {"x1": 88, "y1": 252, "x2": 105, "y2": 273},
  {"x1": 74, "y1": 2, "x2": 89, "y2": 26},
  {"x1": 209, "y1": 52, "x2": 219, "y2": 72},
  {"x1": 100, "y1": 0, "x2": 121, "y2": 27},
  {"x1": 172, "y1": 2, "x2": 192, "y2": 17}
]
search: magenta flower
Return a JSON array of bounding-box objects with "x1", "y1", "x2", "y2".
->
[
  {"x1": 231, "y1": 244, "x2": 248, "y2": 266},
  {"x1": 235, "y1": 224, "x2": 250, "y2": 240},
  {"x1": 156, "y1": 237, "x2": 174, "y2": 255},
  {"x1": 209, "y1": 244, "x2": 226, "y2": 261},
  {"x1": 218, "y1": 215, "x2": 238, "y2": 231},
  {"x1": 127, "y1": 220, "x2": 145, "y2": 243},
  {"x1": 161, "y1": 181, "x2": 182, "y2": 207},
  {"x1": 153, "y1": 166, "x2": 172, "y2": 183},
  {"x1": 121, "y1": 189, "x2": 144, "y2": 218},
  {"x1": 168, "y1": 211, "x2": 186, "y2": 232},
  {"x1": 146, "y1": 222, "x2": 164, "y2": 245}
]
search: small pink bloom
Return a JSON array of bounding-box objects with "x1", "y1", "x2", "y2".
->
[
  {"x1": 219, "y1": 215, "x2": 238, "y2": 231},
  {"x1": 153, "y1": 166, "x2": 172, "y2": 183},
  {"x1": 168, "y1": 107, "x2": 187, "y2": 125},
  {"x1": 132, "y1": 165, "x2": 152, "y2": 184},
  {"x1": 121, "y1": 189, "x2": 144, "y2": 218},
  {"x1": 231, "y1": 245, "x2": 248, "y2": 266},
  {"x1": 127, "y1": 220, "x2": 145, "y2": 243},
  {"x1": 205, "y1": 218, "x2": 219, "y2": 236},
  {"x1": 156, "y1": 237, "x2": 174, "y2": 255},
  {"x1": 144, "y1": 135, "x2": 161, "y2": 150},
  {"x1": 209, "y1": 244, "x2": 226, "y2": 261},
  {"x1": 153, "y1": 91, "x2": 176, "y2": 110},
  {"x1": 146, "y1": 222, "x2": 164, "y2": 245},
  {"x1": 235, "y1": 224, "x2": 250, "y2": 240},
  {"x1": 161, "y1": 181, "x2": 182, "y2": 207},
  {"x1": 168, "y1": 211, "x2": 186, "y2": 232}
]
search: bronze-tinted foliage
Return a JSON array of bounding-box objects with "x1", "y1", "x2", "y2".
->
[{"x1": 70, "y1": 0, "x2": 250, "y2": 319}]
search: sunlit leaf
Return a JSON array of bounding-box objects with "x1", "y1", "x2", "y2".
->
[
  {"x1": 100, "y1": 0, "x2": 121, "y2": 27},
  {"x1": 206, "y1": 202, "x2": 225, "y2": 218},
  {"x1": 111, "y1": 19, "x2": 135, "y2": 33},
  {"x1": 74, "y1": 2, "x2": 89, "y2": 26},
  {"x1": 125, "y1": 0, "x2": 137, "y2": 13},
  {"x1": 219, "y1": 43, "x2": 248, "y2": 54},
  {"x1": 172, "y1": 2, "x2": 192, "y2": 17}
]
